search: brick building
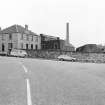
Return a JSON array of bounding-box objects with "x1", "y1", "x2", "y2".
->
[
  {"x1": 40, "y1": 34, "x2": 60, "y2": 50},
  {"x1": 40, "y1": 34, "x2": 75, "y2": 51},
  {"x1": 59, "y1": 40, "x2": 75, "y2": 51},
  {"x1": 0, "y1": 25, "x2": 41, "y2": 54}
]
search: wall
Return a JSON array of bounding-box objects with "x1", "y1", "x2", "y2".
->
[
  {"x1": 18, "y1": 33, "x2": 41, "y2": 50},
  {"x1": 0, "y1": 33, "x2": 19, "y2": 53},
  {"x1": 26, "y1": 50, "x2": 105, "y2": 63}
]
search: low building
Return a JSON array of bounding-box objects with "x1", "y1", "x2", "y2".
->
[
  {"x1": 76, "y1": 44, "x2": 102, "y2": 53},
  {"x1": 59, "y1": 40, "x2": 75, "y2": 51},
  {"x1": 0, "y1": 24, "x2": 41, "y2": 54}
]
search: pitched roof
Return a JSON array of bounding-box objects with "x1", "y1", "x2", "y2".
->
[{"x1": 0, "y1": 24, "x2": 38, "y2": 36}]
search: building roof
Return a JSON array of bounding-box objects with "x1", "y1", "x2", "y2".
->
[
  {"x1": 40, "y1": 34, "x2": 59, "y2": 40},
  {"x1": 0, "y1": 24, "x2": 38, "y2": 36}
]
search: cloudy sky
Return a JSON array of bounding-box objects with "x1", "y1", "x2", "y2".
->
[{"x1": 0, "y1": 0, "x2": 105, "y2": 47}]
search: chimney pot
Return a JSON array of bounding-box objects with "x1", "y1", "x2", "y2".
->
[{"x1": 25, "y1": 25, "x2": 28, "y2": 30}]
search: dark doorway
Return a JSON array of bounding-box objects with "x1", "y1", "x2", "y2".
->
[
  {"x1": 55, "y1": 44, "x2": 57, "y2": 49},
  {"x1": 2, "y1": 44, "x2": 5, "y2": 52},
  {"x1": 35, "y1": 45, "x2": 38, "y2": 50},
  {"x1": 26, "y1": 44, "x2": 28, "y2": 49},
  {"x1": 31, "y1": 44, "x2": 33, "y2": 50}
]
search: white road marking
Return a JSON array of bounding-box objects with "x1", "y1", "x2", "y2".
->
[
  {"x1": 26, "y1": 78, "x2": 32, "y2": 105},
  {"x1": 22, "y1": 64, "x2": 28, "y2": 73},
  {"x1": 21, "y1": 63, "x2": 32, "y2": 105}
]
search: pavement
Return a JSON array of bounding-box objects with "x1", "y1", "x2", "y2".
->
[{"x1": 0, "y1": 56, "x2": 105, "y2": 105}]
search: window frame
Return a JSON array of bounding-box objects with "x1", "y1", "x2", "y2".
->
[
  {"x1": 21, "y1": 34, "x2": 24, "y2": 40},
  {"x1": 21, "y1": 43, "x2": 23, "y2": 49},
  {"x1": 9, "y1": 34, "x2": 12, "y2": 40},
  {"x1": 26, "y1": 34, "x2": 29, "y2": 41},
  {"x1": 2, "y1": 34, "x2": 5, "y2": 40}
]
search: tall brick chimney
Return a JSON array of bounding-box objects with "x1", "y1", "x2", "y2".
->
[{"x1": 66, "y1": 22, "x2": 70, "y2": 45}]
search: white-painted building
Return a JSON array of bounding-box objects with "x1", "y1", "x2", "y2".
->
[{"x1": 0, "y1": 25, "x2": 41, "y2": 54}]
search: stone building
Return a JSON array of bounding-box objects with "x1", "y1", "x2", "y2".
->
[{"x1": 0, "y1": 24, "x2": 41, "y2": 54}]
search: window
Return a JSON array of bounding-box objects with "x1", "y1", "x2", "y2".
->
[
  {"x1": 9, "y1": 34, "x2": 12, "y2": 40},
  {"x1": 35, "y1": 45, "x2": 38, "y2": 50},
  {"x1": 26, "y1": 35, "x2": 29, "y2": 41},
  {"x1": 21, "y1": 34, "x2": 23, "y2": 40},
  {"x1": 42, "y1": 45, "x2": 44, "y2": 49},
  {"x1": 31, "y1": 44, "x2": 33, "y2": 49},
  {"x1": 36, "y1": 37, "x2": 38, "y2": 42},
  {"x1": 8, "y1": 43, "x2": 13, "y2": 49},
  {"x1": 32, "y1": 35, "x2": 33, "y2": 41},
  {"x1": 21, "y1": 43, "x2": 23, "y2": 49},
  {"x1": 34, "y1": 36, "x2": 38, "y2": 42},
  {"x1": 2, "y1": 34, "x2": 5, "y2": 40}
]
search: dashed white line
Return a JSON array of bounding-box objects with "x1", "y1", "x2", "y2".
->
[
  {"x1": 21, "y1": 63, "x2": 32, "y2": 105},
  {"x1": 22, "y1": 64, "x2": 28, "y2": 73},
  {"x1": 26, "y1": 78, "x2": 32, "y2": 105}
]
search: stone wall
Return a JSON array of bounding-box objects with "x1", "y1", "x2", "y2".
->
[
  {"x1": 73, "y1": 53, "x2": 105, "y2": 63},
  {"x1": 26, "y1": 50, "x2": 105, "y2": 63}
]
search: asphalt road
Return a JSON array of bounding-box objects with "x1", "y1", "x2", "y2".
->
[{"x1": 0, "y1": 56, "x2": 105, "y2": 105}]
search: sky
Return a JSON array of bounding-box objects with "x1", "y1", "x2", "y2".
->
[{"x1": 0, "y1": 0, "x2": 105, "y2": 47}]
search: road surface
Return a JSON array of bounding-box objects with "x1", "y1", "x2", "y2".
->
[{"x1": 0, "y1": 56, "x2": 105, "y2": 105}]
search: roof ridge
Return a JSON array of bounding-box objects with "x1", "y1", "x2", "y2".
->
[{"x1": 0, "y1": 24, "x2": 39, "y2": 36}]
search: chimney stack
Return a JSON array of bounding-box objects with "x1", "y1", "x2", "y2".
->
[
  {"x1": 25, "y1": 25, "x2": 28, "y2": 30},
  {"x1": 66, "y1": 22, "x2": 70, "y2": 45}
]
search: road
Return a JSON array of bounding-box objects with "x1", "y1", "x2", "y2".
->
[{"x1": 0, "y1": 56, "x2": 105, "y2": 105}]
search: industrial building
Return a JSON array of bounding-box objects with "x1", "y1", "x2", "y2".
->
[
  {"x1": 40, "y1": 23, "x2": 75, "y2": 51},
  {"x1": 0, "y1": 23, "x2": 75, "y2": 55}
]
